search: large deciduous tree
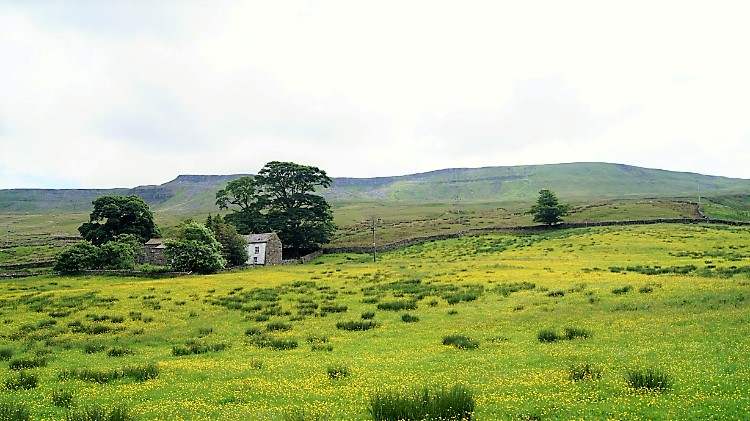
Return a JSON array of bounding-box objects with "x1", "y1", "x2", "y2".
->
[
  {"x1": 256, "y1": 161, "x2": 336, "y2": 257},
  {"x1": 529, "y1": 189, "x2": 571, "y2": 225},
  {"x1": 216, "y1": 161, "x2": 336, "y2": 258},
  {"x1": 79, "y1": 195, "x2": 160, "y2": 245},
  {"x1": 215, "y1": 176, "x2": 268, "y2": 234}
]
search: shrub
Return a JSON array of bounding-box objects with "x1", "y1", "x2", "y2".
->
[
  {"x1": 0, "y1": 402, "x2": 31, "y2": 420},
  {"x1": 52, "y1": 389, "x2": 75, "y2": 408},
  {"x1": 5, "y1": 372, "x2": 38, "y2": 391},
  {"x1": 65, "y1": 404, "x2": 134, "y2": 421},
  {"x1": 624, "y1": 367, "x2": 671, "y2": 391},
  {"x1": 368, "y1": 384, "x2": 475, "y2": 421},
  {"x1": 537, "y1": 328, "x2": 560, "y2": 343},
  {"x1": 442, "y1": 335, "x2": 479, "y2": 350},
  {"x1": 401, "y1": 313, "x2": 420, "y2": 323},
  {"x1": 336, "y1": 320, "x2": 378, "y2": 331},
  {"x1": 361, "y1": 311, "x2": 376, "y2": 320},
  {"x1": 564, "y1": 327, "x2": 591, "y2": 340},
  {"x1": 0, "y1": 347, "x2": 14, "y2": 361},
  {"x1": 327, "y1": 365, "x2": 350, "y2": 379},
  {"x1": 377, "y1": 301, "x2": 417, "y2": 311},
  {"x1": 569, "y1": 362, "x2": 603, "y2": 381}
]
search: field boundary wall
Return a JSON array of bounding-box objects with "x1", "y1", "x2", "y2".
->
[{"x1": 323, "y1": 218, "x2": 750, "y2": 255}]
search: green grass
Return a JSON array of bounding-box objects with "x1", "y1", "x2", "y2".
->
[{"x1": 0, "y1": 224, "x2": 749, "y2": 419}]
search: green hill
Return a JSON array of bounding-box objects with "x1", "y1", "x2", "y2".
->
[{"x1": 0, "y1": 163, "x2": 747, "y2": 213}]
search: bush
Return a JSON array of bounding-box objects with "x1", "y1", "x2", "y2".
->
[
  {"x1": 368, "y1": 385, "x2": 475, "y2": 421},
  {"x1": 0, "y1": 402, "x2": 31, "y2": 421},
  {"x1": 401, "y1": 313, "x2": 419, "y2": 323},
  {"x1": 54, "y1": 241, "x2": 100, "y2": 274},
  {"x1": 442, "y1": 335, "x2": 479, "y2": 350},
  {"x1": 336, "y1": 320, "x2": 378, "y2": 331},
  {"x1": 52, "y1": 389, "x2": 75, "y2": 408},
  {"x1": 65, "y1": 404, "x2": 134, "y2": 421},
  {"x1": 624, "y1": 367, "x2": 672, "y2": 391},
  {"x1": 537, "y1": 328, "x2": 560, "y2": 343},
  {"x1": 5, "y1": 372, "x2": 38, "y2": 391},
  {"x1": 569, "y1": 362, "x2": 603, "y2": 381}
]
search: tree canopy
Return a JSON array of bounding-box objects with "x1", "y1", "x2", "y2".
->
[
  {"x1": 529, "y1": 189, "x2": 571, "y2": 225},
  {"x1": 165, "y1": 221, "x2": 226, "y2": 274},
  {"x1": 79, "y1": 195, "x2": 160, "y2": 245},
  {"x1": 206, "y1": 215, "x2": 249, "y2": 266},
  {"x1": 216, "y1": 161, "x2": 336, "y2": 258}
]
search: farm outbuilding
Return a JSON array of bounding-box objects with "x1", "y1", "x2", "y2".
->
[
  {"x1": 142, "y1": 238, "x2": 167, "y2": 266},
  {"x1": 244, "y1": 233, "x2": 283, "y2": 265}
]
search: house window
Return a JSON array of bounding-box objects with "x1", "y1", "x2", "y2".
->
[
  {"x1": 253, "y1": 257, "x2": 258, "y2": 264},
  {"x1": 254, "y1": 246, "x2": 260, "y2": 254}
]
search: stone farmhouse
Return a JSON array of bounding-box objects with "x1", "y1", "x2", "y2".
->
[
  {"x1": 141, "y1": 232, "x2": 284, "y2": 267},
  {"x1": 142, "y1": 238, "x2": 167, "y2": 266},
  {"x1": 244, "y1": 233, "x2": 283, "y2": 265}
]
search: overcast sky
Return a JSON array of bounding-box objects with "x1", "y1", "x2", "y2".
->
[{"x1": 2, "y1": 1, "x2": 749, "y2": 189}]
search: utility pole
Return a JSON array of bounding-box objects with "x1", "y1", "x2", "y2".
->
[{"x1": 371, "y1": 217, "x2": 380, "y2": 263}]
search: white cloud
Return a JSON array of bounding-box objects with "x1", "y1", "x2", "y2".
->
[{"x1": 2, "y1": 0, "x2": 750, "y2": 188}]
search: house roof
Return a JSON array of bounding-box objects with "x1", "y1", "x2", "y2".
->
[
  {"x1": 243, "y1": 233, "x2": 278, "y2": 243},
  {"x1": 145, "y1": 238, "x2": 165, "y2": 245}
]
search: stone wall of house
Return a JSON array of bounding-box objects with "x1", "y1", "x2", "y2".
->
[{"x1": 265, "y1": 235, "x2": 283, "y2": 265}]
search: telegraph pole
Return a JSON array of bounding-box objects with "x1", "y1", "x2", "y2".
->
[{"x1": 371, "y1": 217, "x2": 380, "y2": 262}]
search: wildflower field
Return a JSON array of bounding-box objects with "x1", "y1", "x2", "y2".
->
[{"x1": 1, "y1": 223, "x2": 749, "y2": 420}]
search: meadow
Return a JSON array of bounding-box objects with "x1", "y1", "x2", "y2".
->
[{"x1": 1, "y1": 223, "x2": 749, "y2": 419}]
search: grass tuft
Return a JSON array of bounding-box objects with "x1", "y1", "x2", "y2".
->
[
  {"x1": 368, "y1": 384, "x2": 475, "y2": 421},
  {"x1": 0, "y1": 402, "x2": 31, "y2": 421},
  {"x1": 624, "y1": 367, "x2": 672, "y2": 391},
  {"x1": 442, "y1": 335, "x2": 479, "y2": 350},
  {"x1": 336, "y1": 320, "x2": 378, "y2": 331},
  {"x1": 5, "y1": 372, "x2": 38, "y2": 390},
  {"x1": 569, "y1": 362, "x2": 603, "y2": 381}
]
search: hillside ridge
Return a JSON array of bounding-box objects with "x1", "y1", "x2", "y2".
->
[{"x1": 1, "y1": 162, "x2": 748, "y2": 213}]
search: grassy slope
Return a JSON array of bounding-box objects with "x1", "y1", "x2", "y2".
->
[
  {"x1": 1, "y1": 224, "x2": 749, "y2": 419},
  {"x1": 2, "y1": 163, "x2": 748, "y2": 213}
]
